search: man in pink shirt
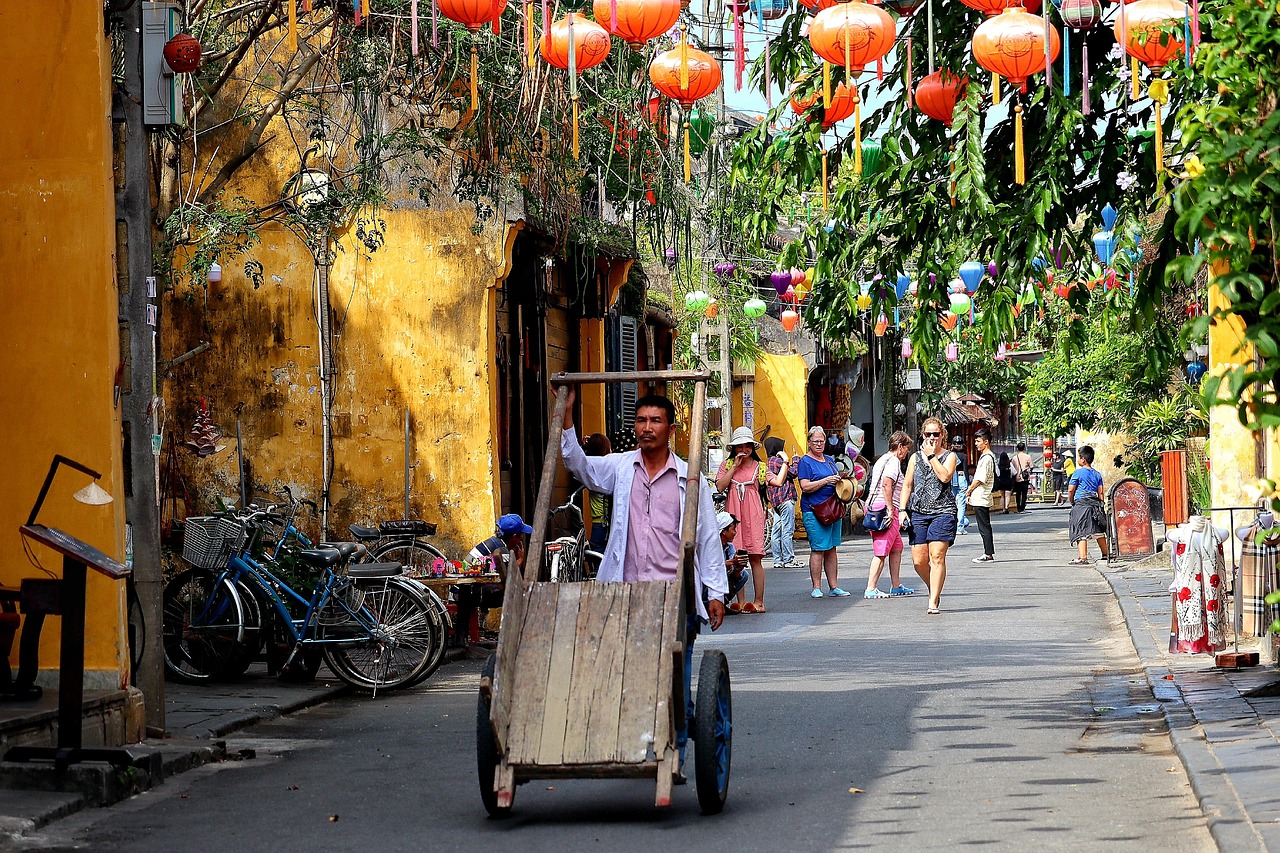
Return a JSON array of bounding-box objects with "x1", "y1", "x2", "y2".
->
[{"x1": 560, "y1": 386, "x2": 727, "y2": 781}]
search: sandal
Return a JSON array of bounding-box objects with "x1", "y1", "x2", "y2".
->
[
  {"x1": 742, "y1": 602, "x2": 766, "y2": 613},
  {"x1": 727, "y1": 602, "x2": 743, "y2": 614},
  {"x1": 864, "y1": 588, "x2": 890, "y2": 600},
  {"x1": 926, "y1": 607, "x2": 941, "y2": 615},
  {"x1": 1067, "y1": 558, "x2": 1091, "y2": 566}
]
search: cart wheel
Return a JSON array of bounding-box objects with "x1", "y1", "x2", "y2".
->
[
  {"x1": 477, "y1": 653, "x2": 512, "y2": 817},
  {"x1": 694, "y1": 649, "x2": 731, "y2": 815}
]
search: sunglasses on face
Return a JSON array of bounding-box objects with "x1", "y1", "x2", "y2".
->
[{"x1": 923, "y1": 432, "x2": 940, "y2": 438}]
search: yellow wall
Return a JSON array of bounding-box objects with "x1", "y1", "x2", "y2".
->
[
  {"x1": 167, "y1": 211, "x2": 513, "y2": 556},
  {"x1": 0, "y1": 5, "x2": 128, "y2": 682},
  {"x1": 753, "y1": 354, "x2": 810, "y2": 460}
]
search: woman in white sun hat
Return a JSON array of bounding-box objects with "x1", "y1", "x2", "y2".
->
[{"x1": 715, "y1": 426, "x2": 769, "y2": 613}]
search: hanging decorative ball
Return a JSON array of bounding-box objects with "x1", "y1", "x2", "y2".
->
[
  {"x1": 790, "y1": 268, "x2": 806, "y2": 286},
  {"x1": 915, "y1": 70, "x2": 969, "y2": 127},
  {"x1": 1115, "y1": 0, "x2": 1187, "y2": 70},
  {"x1": 163, "y1": 33, "x2": 204, "y2": 73},
  {"x1": 1186, "y1": 360, "x2": 1208, "y2": 383},
  {"x1": 593, "y1": 0, "x2": 682, "y2": 48},
  {"x1": 542, "y1": 13, "x2": 612, "y2": 69},
  {"x1": 948, "y1": 292, "x2": 972, "y2": 315},
  {"x1": 958, "y1": 261, "x2": 985, "y2": 295},
  {"x1": 781, "y1": 309, "x2": 800, "y2": 331},
  {"x1": 705, "y1": 298, "x2": 719, "y2": 319},
  {"x1": 438, "y1": 0, "x2": 509, "y2": 30},
  {"x1": 714, "y1": 260, "x2": 737, "y2": 277},
  {"x1": 901, "y1": 338, "x2": 913, "y2": 359},
  {"x1": 744, "y1": 297, "x2": 768, "y2": 318},
  {"x1": 945, "y1": 342, "x2": 960, "y2": 362},
  {"x1": 684, "y1": 290, "x2": 712, "y2": 312},
  {"x1": 1061, "y1": 0, "x2": 1101, "y2": 28},
  {"x1": 754, "y1": 0, "x2": 791, "y2": 20},
  {"x1": 986, "y1": 260, "x2": 999, "y2": 280},
  {"x1": 649, "y1": 44, "x2": 723, "y2": 108},
  {"x1": 949, "y1": 278, "x2": 967, "y2": 295},
  {"x1": 973, "y1": 8, "x2": 1060, "y2": 93},
  {"x1": 808, "y1": 1, "x2": 896, "y2": 77},
  {"x1": 771, "y1": 270, "x2": 792, "y2": 296},
  {"x1": 822, "y1": 83, "x2": 858, "y2": 129}
]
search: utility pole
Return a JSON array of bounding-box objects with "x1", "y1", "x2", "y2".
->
[{"x1": 114, "y1": 3, "x2": 164, "y2": 728}]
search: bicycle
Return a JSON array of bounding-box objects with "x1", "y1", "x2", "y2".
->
[
  {"x1": 544, "y1": 487, "x2": 600, "y2": 582},
  {"x1": 348, "y1": 518, "x2": 448, "y2": 574},
  {"x1": 163, "y1": 507, "x2": 439, "y2": 693}
]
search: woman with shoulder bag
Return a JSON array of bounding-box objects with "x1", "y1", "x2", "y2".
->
[
  {"x1": 797, "y1": 426, "x2": 852, "y2": 599},
  {"x1": 864, "y1": 431, "x2": 916, "y2": 599},
  {"x1": 899, "y1": 417, "x2": 959, "y2": 615},
  {"x1": 716, "y1": 427, "x2": 769, "y2": 613}
]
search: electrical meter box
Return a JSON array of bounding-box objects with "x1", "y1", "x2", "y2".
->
[{"x1": 142, "y1": 2, "x2": 183, "y2": 126}]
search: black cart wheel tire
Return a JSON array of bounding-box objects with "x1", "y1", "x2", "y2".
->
[
  {"x1": 694, "y1": 649, "x2": 732, "y2": 815},
  {"x1": 477, "y1": 653, "x2": 512, "y2": 817}
]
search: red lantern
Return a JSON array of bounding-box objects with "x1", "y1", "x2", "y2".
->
[
  {"x1": 541, "y1": 13, "x2": 612, "y2": 69},
  {"x1": 163, "y1": 33, "x2": 203, "y2": 74},
  {"x1": 914, "y1": 70, "x2": 968, "y2": 127},
  {"x1": 808, "y1": 1, "x2": 896, "y2": 78},
  {"x1": 438, "y1": 0, "x2": 509, "y2": 30},
  {"x1": 1114, "y1": 0, "x2": 1186, "y2": 70},
  {"x1": 593, "y1": 0, "x2": 681, "y2": 48},
  {"x1": 822, "y1": 82, "x2": 857, "y2": 128}
]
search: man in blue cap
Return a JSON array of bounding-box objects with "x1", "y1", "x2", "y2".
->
[{"x1": 456, "y1": 514, "x2": 533, "y2": 645}]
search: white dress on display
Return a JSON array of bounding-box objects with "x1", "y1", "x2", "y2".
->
[{"x1": 1167, "y1": 518, "x2": 1229, "y2": 654}]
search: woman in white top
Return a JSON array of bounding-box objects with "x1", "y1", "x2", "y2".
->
[{"x1": 864, "y1": 431, "x2": 916, "y2": 598}]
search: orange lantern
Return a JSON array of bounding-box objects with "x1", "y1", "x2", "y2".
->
[
  {"x1": 1115, "y1": 0, "x2": 1186, "y2": 171},
  {"x1": 914, "y1": 70, "x2": 968, "y2": 127},
  {"x1": 972, "y1": 7, "x2": 1060, "y2": 184},
  {"x1": 649, "y1": 26, "x2": 723, "y2": 181},
  {"x1": 542, "y1": 13, "x2": 611, "y2": 160},
  {"x1": 959, "y1": 0, "x2": 1040, "y2": 15},
  {"x1": 781, "y1": 309, "x2": 800, "y2": 331},
  {"x1": 808, "y1": 1, "x2": 894, "y2": 175},
  {"x1": 790, "y1": 83, "x2": 820, "y2": 117},
  {"x1": 438, "y1": 0, "x2": 510, "y2": 111},
  {"x1": 822, "y1": 82, "x2": 857, "y2": 128},
  {"x1": 941, "y1": 312, "x2": 959, "y2": 331},
  {"x1": 593, "y1": 0, "x2": 681, "y2": 49}
]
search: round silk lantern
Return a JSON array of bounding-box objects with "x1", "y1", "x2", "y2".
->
[
  {"x1": 790, "y1": 83, "x2": 820, "y2": 117},
  {"x1": 945, "y1": 342, "x2": 960, "y2": 362},
  {"x1": 1115, "y1": 0, "x2": 1187, "y2": 172},
  {"x1": 542, "y1": 13, "x2": 611, "y2": 159},
  {"x1": 958, "y1": 260, "x2": 984, "y2": 294},
  {"x1": 781, "y1": 309, "x2": 800, "y2": 331},
  {"x1": 948, "y1": 292, "x2": 971, "y2": 315},
  {"x1": 438, "y1": 0, "x2": 510, "y2": 111},
  {"x1": 823, "y1": 82, "x2": 858, "y2": 128},
  {"x1": 163, "y1": 33, "x2": 203, "y2": 73},
  {"x1": 593, "y1": 0, "x2": 681, "y2": 48},
  {"x1": 649, "y1": 28, "x2": 723, "y2": 181},
  {"x1": 901, "y1": 338, "x2": 913, "y2": 359},
  {"x1": 1060, "y1": 0, "x2": 1101, "y2": 112},
  {"x1": 915, "y1": 70, "x2": 969, "y2": 127},
  {"x1": 744, "y1": 297, "x2": 768, "y2": 318}
]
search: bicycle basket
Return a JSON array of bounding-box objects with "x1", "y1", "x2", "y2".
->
[{"x1": 181, "y1": 516, "x2": 248, "y2": 569}]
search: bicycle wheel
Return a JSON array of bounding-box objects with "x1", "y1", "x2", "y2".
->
[
  {"x1": 218, "y1": 578, "x2": 265, "y2": 678},
  {"x1": 161, "y1": 568, "x2": 248, "y2": 683},
  {"x1": 320, "y1": 580, "x2": 436, "y2": 692},
  {"x1": 400, "y1": 580, "x2": 450, "y2": 687},
  {"x1": 370, "y1": 539, "x2": 447, "y2": 576}
]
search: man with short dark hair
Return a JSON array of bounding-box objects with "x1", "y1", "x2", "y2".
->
[
  {"x1": 559, "y1": 386, "x2": 727, "y2": 780},
  {"x1": 965, "y1": 429, "x2": 997, "y2": 563},
  {"x1": 1068, "y1": 445, "x2": 1110, "y2": 565}
]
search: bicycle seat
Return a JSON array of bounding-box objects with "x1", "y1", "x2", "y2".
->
[
  {"x1": 378, "y1": 520, "x2": 436, "y2": 536},
  {"x1": 348, "y1": 524, "x2": 381, "y2": 541},
  {"x1": 298, "y1": 548, "x2": 343, "y2": 569},
  {"x1": 320, "y1": 541, "x2": 364, "y2": 561},
  {"x1": 347, "y1": 562, "x2": 403, "y2": 579}
]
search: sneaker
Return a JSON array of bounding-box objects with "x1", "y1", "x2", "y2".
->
[
  {"x1": 784, "y1": 559, "x2": 803, "y2": 568},
  {"x1": 828, "y1": 587, "x2": 851, "y2": 597},
  {"x1": 810, "y1": 588, "x2": 824, "y2": 598},
  {"x1": 972, "y1": 555, "x2": 995, "y2": 563},
  {"x1": 864, "y1": 588, "x2": 890, "y2": 600},
  {"x1": 958, "y1": 528, "x2": 969, "y2": 535},
  {"x1": 889, "y1": 585, "x2": 915, "y2": 596}
]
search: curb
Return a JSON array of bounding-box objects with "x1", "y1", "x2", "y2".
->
[
  {"x1": 203, "y1": 683, "x2": 352, "y2": 739},
  {"x1": 1097, "y1": 566, "x2": 1266, "y2": 853}
]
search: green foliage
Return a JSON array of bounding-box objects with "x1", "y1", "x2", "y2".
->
[
  {"x1": 158, "y1": 198, "x2": 262, "y2": 289},
  {"x1": 918, "y1": 323, "x2": 1033, "y2": 409},
  {"x1": 1187, "y1": 445, "x2": 1212, "y2": 513},
  {"x1": 1022, "y1": 323, "x2": 1167, "y2": 435},
  {"x1": 1170, "y1": 0, "x2": 1280, "y2": 430},
  {"x1": 1123, "y1": 385, "x2": 1208, "y2": 483}
]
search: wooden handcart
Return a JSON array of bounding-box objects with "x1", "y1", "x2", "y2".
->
[{"x1": 477, "y1": 370, "x2": 732, "y2": 816}]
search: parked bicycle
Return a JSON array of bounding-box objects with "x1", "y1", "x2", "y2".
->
[
  {"x1": 163, "y1": 501, "x2": 441, "y2": 693},
  {"x1": 543, "y1": 487, "x2": 601, "y2": 582},
  {"x1": 348, "y1": 518, "x2": 447, "y2": 574}
]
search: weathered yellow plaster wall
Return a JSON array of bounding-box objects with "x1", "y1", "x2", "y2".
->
[
  {"x1": 754, "y1": 354, "x2": 810, "y2": 460},
  {"x1": 167, "y1": 211, "x2": 513, "y2": 557},
  {"x1": 0, "y1": 4, "x2": 128, "y2": 682}
]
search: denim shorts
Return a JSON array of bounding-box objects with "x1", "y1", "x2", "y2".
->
[{"x1": 909, "y1": 512, "x2": 957, "y2": 545}]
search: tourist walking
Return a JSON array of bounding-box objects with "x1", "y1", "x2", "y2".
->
[
  {"x1": 763, "y1": 437, "x2": 800, "y2": 569},
  {"x1": 995, "y1": 452, "x2": 1015, "y2": 513},
  {"x1": 899, "y1": 417, "x2": 959, "y2": 614},
  {"x1": 965, "y1": 428, "x2": 997, "y2": 563},
  {"x1": 716, "y1": 426, "x2": 768, "y2": 613},
  {"x1": 796, "y1": 426, "x2": 852, "y2": 598},
  {"x1": 1050, "y1": 449, "x2": 1068, "y2": 507},
  {"x1": 950, "y1": 435, "x2": 970, "y2": 534},
  {"x1": 1011, "y1": 442, "x2": 1034, "y2": 512},
  {"x1": 864, "y1": 431, "x2": 915, "y2": 599},
  {"x1": 1068, "y1": 445, "x2": 1111, "y2": 565}
]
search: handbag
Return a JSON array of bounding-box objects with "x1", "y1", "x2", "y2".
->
[
  {"x1": 861, "y1": 457, "x2": 893, "y2": 531},
  {"x1": 808, "y1": 458, "x2": 847, "y2": 526}
]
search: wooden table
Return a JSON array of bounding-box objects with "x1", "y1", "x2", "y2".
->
[{"x1": 412, "y1": 573, "x2": 503, "y2": 646}]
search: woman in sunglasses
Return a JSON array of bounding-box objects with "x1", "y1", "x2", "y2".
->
[{"x1": 898, "y1": 417, "x2": 959, "y2": 615}]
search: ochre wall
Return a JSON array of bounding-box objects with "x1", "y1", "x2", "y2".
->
[
  {"x1": 754, "y1": 354, "x2": 810, "y2": 461},
  {"x1": 0, "y1": 5, "x2": 128, "y2": 681},
  {"x1": 166, "y1": 211, "x2": 513, "y2": 557}
]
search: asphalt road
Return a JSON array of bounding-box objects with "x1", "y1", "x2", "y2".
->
[{"x1": 19, "y1": 509, "x2": 1212, "y2": 851}]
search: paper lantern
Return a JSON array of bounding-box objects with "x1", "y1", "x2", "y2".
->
[
  {"x1": 823, "y1": 82, "x2": 858, "y2": 128},
  {"x1": 948, "y1": 292, "x2": 971, "y2": 315},
  {"x1": 1060, "y1": 0, "x2": 1101, "y2": 110},
  {"x1": 874, "y1": 314, "x2": 889, "y2": 336},
  {"x1": 960, "y1": 0, "x2": 1042, "y2": 15},
  {"x1": 688, "y1": 107, "x2": 715, "y2": 156},
  {"x1": 542, "y1": 13, "x2": 611, "y2": 69},
  {"x1": 684, "y1": 290, "x2": 711, "y2": 311},
  {"x1": 901, "y1": 338, "x2": 913, "y2": 359},
  {"x1": 790, "y1": 83, "x2": 820, "y2": 116},
  {"x1": 744, "y1": 297, "x2": 768, "y2": 318},
  {"x1": 791, "y1": 267, "x2": 806, "y2": 286},
  {"x1": 915, "y1": 70, "x2": 969, "y2": 127},
  {"x1": 781, "y1": 309, "x2": 800, "y2": 331},
  {"x1": 1093, "y1": 230, "x2": 1117, "y2": 266},
  {"x1": 884, "y1": 0, "x2": 924, "y2": 15},
  {"x1": 808, "y1": 2, "x2": 896, "y2": 78},
  {"x1": 705, "y1": 298, "x2": 719, "y2": 319},
  {"x1": 163, "y1": 33, "x2": 203, "y2": 73},
  {"x1": 972, "y1": 8, "x2": 1060, "y2": 184},
  {"x1": 861, "y1": 138, "x2": 883, "y2": 174},
  {"x1": 941, "y1": 313, "x2": 960, "y2": 331},
  {"x1": 895, "y1": 274, "x2": 911, "y2": 299},
  {"x1": 438, "y1": 0, "x2": 511, "y2": 111},
  {"x1": 945, "y1": 342, "x2": 960, "y2": 362},
  {"x1": 593, "y1": 0, "x2": 681, "y2": 48},
  {"x1": 1115, "y1": 0, "x2": 1186, "y2": 71},
  {"x1": 771, "y1": 270, "x2": 791, "y2": 296},
  {"x1": 753, "y1": 0, "x2": 791, "y2": 20},
  {"x1": 1186, "y1": 360, "x2": 1207, "y2": 383},
  {"x1": 783, "y1": 285, "x2": 797, "y2": 303},
  {"x1": 649, "y1": 30, "x2": 723, "y2": 180},
  {"x1": 995, "y1": 342, "x2": 1007, "y2": 361}
]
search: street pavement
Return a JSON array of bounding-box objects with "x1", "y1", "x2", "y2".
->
[{"x1": 5, "y1": 509, "x2": 1227, "y2": 851}]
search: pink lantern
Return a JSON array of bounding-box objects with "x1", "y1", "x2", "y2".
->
[
  {"x1": 945, "y1": 342, "x2": 959, "y2": 362},
  {"x1": 790, "y1": 267, "x2": 805, "y2": 286},
  {"x1": 995, "y1": 342, "x2": 1007, "y2": 361},
  {"x1": 783, "y1": 285, "x2": 797, "y2": 303},
  {"x1": 901, "y1": 338, "x2": 913, "y2": 359}
]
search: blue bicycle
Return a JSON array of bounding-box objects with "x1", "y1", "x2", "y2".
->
[{"x1": 163, "y1": 506, "x2": 439, "y2": 692}]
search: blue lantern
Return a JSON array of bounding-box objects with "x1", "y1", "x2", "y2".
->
[
  {"x1": 895, "y1": 273, "x2": 910, "y2": 300},
  {"x1": 1093, "y1": 231, "x2": 1118, "y2": 266},
  {"x1": 1101, "y1": 203, "x2": 1118, "y2": 231},
  {"x1": 958, "y1": 261, "x2": 984, "y2": 295},
  {"x1": 1187, "y1": 360, "x2": 1208, "y2": 383}
]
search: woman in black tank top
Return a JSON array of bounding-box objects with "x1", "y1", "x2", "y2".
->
[{"x1": 899, "y1": 416, "x2": 958, "y2": 615}]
